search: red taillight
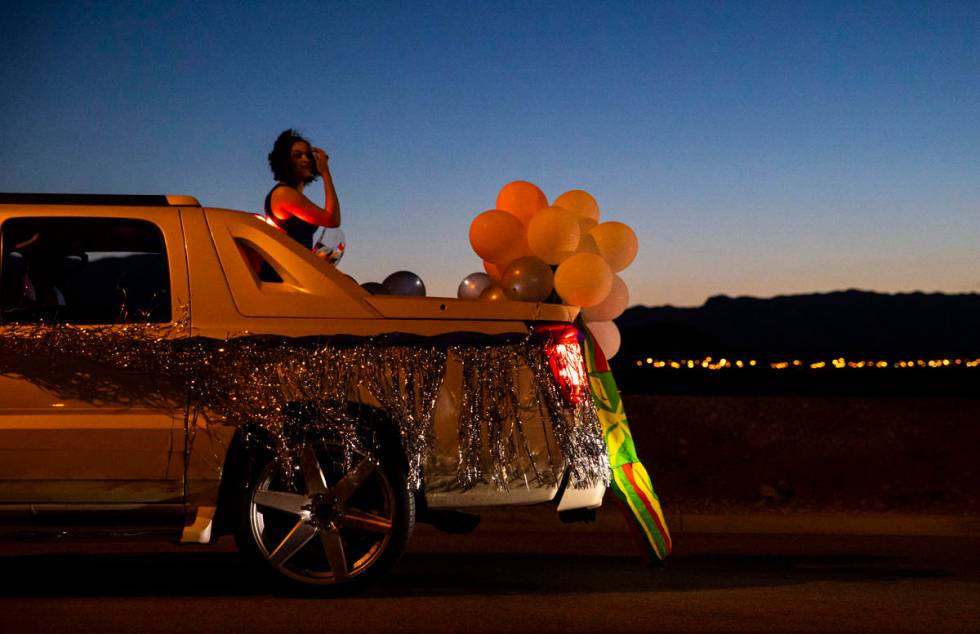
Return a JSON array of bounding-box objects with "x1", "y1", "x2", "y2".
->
[{"x1": 540, "y1": 324, "x2": 589, "y2": 406}]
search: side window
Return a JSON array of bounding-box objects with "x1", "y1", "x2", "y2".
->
[
  {"x1": 237, "y1": 240, "x2": 283, "y2": 283},
  {"x1": 0, "y1": 217, "x2": 171, "y2": 324}
]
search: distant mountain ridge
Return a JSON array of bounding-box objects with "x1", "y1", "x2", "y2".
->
[{"x1": 614, "y1": 290, "x2": 980, "y2": 361}]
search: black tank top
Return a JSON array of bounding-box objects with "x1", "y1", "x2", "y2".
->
[{"x1": 264, "y1": 184, "x2": 317, "y2": 250}]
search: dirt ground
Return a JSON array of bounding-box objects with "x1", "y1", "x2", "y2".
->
[{"x1": 622, "y1": 394, "x2": 980, "y2": 515}]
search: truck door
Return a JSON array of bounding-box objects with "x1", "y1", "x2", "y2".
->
[{"x1": 0, "y1": 211, "x2": 189, "y2": 514}]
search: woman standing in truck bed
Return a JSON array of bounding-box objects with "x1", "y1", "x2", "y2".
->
[{"x1": 265, "y1": 129, "x2": 341, "y2": 250}]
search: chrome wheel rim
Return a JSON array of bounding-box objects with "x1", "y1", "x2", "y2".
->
[{"x1": 249, "y1": 442, "x2": 395, "y2": 585}]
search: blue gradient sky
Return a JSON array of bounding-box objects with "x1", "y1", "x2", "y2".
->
[{"x1": 1, "y1": 1, "x2": 977, "y2": 306}]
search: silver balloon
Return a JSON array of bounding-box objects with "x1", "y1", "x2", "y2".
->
[
  {"x1": 314, "y1": 227, "x2": 346, "y2": 264},
  {"x1": 382, "y1": 271, "x2": 426, "y2": 296},
  {"x1": 501, "y1": 256, "x2": 554, "y2": 302},
  {"x1": 479, "y1": 284, "x2": 507, "y2": 302},
  {"x1": 360, "y1": 281, "x2": 388, "y2": 295},
  {"x1": 457, "y1": 272, "x2": 492, "y2": 300}
]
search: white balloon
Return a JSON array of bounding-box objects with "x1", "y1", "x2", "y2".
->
[
  {"x1": 526, "y1": 206, "x2": 581, "y2": 264},
  {"x1": 587, "y1": 321, "x2": 621, "y2": 360},
  {"x1": 589, "y1": 221, "x2": 638, "y2": 272},
  {"x1": 582, "y1": 275, "x2": 629, "y2": 322},
  {"x1": 554, "y1": 189, "x2": 600, "y2": 231}
]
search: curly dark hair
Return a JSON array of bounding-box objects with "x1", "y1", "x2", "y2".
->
[{"x1": 267, "y1": 129, "x2": 318, "y2": 185}]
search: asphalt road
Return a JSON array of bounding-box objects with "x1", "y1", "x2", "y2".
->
[{"x1": 2, "y1": 510, "x2": 978, "y2": 634}]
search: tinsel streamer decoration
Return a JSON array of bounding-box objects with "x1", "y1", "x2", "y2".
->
[
  {"x1": 454, "y1": 344, "x2": 547, "y2": 490},
  {"x1": 0, "y1": 317, "x2": 609, "y2": 495},
  {"x1": 351, "y1": 344, "x2": 448, "y2": 491},
  {"x1": 581, "y1": 322, "x2": 672, "y2": 562}
]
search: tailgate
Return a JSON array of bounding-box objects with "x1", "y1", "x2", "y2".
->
[{"x1": 364, "y1": 295, "x2": 579, "y2": 322}]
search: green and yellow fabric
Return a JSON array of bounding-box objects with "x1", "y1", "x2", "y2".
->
[{"x1": 582, "y1": 324, "x2": 672, "y2": 562}]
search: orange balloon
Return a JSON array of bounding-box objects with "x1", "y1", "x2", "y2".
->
[
  {"x1": 554, "y1": 252, "x2": 613, "y2": 307},
  {"x1": 526, "y1": 206, "x2": 581, "y2": 264},
  {"x1": 554, "y1": 189, "x2": 600, "y2": 230},
  {"x1": 469, "y1": 209, "x2": 526, "y2": 263},
  {"x1": 496, "y1": 181, "x2": 548, "y2": 225},
  {"x1": 589, "y1": 221, "x2": 638, "y2": 272},
  {"x1": 496, "y1": 237, "x2": 533, "y2": 269},
  {"x1": 483, "y1": 260, "x2": 503, "y2": 281},
  {"x1": 576, "y1": 232, "x2": 600, "y2": 255}
]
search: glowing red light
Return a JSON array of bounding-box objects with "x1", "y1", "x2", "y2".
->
[{"x1": 540, "y1": 325, "x2": 588, "y2": 406}]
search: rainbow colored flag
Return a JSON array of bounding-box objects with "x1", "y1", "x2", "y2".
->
[{"x1": 582, "y1": 325, "x2": 672, "y2": 562}]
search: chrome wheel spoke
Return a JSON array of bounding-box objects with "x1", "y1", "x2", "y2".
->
[
  {"x1": 301, "y1": 445, "x2": 328, "y2": 495},
  {"x1": 341, "y1": 508, "x2": 393, "y2": 534},
  {"x1": 332, "y1": 458, "x2": 376, "y2": 504},
  {"x1": 268, "y1": 519, "x2": 317, "y2": 566},
  {"x1": 320, "y1": 528, "x2": 348, "y2": 580},
  {"x1": 253, "y1": 489, "x2": 307, "y2": 516}
]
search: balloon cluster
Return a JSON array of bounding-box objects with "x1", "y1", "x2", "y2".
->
[{"x1": 460, "y1": 181, "x2": 637, "y2": 359}]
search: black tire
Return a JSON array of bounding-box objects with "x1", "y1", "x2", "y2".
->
[{"x1": 234, "y1": 436, "x2": 413, "y2": 594}]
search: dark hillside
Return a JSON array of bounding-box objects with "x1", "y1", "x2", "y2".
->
[
  {"x1": 615, "y1": 290, "x2": 980, "y2": 360},
  {"x1": 611, "y1": 290, "x2": 980, "y2": 396}
]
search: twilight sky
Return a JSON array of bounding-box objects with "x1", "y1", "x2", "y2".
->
[{"x1": 1, "y1": 1, "x2": 977, "y2": 307}]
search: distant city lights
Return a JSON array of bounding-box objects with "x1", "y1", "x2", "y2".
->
[{"x1": 631, "y1": 356, "x2": 980, "y2": 370}]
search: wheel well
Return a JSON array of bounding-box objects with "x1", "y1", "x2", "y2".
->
[{"x1": 210, "y1": 402, "x2": 407, "y2": 538}]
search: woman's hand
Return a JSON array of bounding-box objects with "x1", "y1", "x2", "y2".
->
[{"x1": 312, "y1": 147, "x2": 329, "y2": 176}]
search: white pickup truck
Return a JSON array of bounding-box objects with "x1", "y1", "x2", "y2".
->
[{"x1": 0, "y1": 193, "x2": 607, "y2": 592}]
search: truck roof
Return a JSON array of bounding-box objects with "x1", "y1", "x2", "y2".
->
[{"x1": 0, "y1": 193, "x2": 200, "y2": 207}]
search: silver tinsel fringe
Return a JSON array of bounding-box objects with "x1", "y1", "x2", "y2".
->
[{"x1": 0, "y1": 319, "x2": 608, "y2": 492}]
